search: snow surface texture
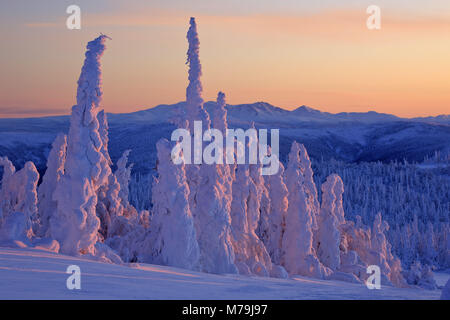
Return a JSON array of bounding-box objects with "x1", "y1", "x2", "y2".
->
[{"x1": 0, "y1": 247, "x2": 446, "y2": 300}]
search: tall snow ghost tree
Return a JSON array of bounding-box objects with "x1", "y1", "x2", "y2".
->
[
  {"x1": 115, "y1": 150, "x2": 133, "y2": 207},
  {"x1": 51, "y1": 35, "x2": 111, "y2": 256},
  {"x1": 180, "y1": 18, "x2": 237, "y2": 274},
  {"x1": 37, "y1": 133, "x2": 67, "y2": 237},
  {"x1": 146, "y1": 139, "x2": 200, "y2": 270},
  {"x1": 230, "y1": 139, "x2": 273, "y2": 277},
  {"x1": 95, "y1": 111, "x2": 132, "y2": 241},
  {"x1": 297, "y1": 144, "x2": 320, "y2": 229},
  {"x1": 185, "y1": 17, "x2": 210, "y2": 134},
  {"x1": 282, "y1": 142, "x2": 329, "y2": 278},
  {"x1": 258, "y1": 152, "x2": 288, "y2": 266},
  {"x1": 0, "y1": 158, "x2": 39, "y2": 243},
  {"x1": 316, "y1": 174, "x2": 343, "y2": 271},
  {"x1": 369, "y1": 212, "x2": 406, "y2": 287}
]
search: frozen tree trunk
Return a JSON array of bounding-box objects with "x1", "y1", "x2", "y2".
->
[
  {"x1": 0, "y1": 159, "x2": 39, "y2": 243},
  {"x1": 146, "y1": 139, "x2": 200, "y2": 270},
  {"x1": 37, "y1": 133, "x2": 67, "y2": 237},
  {"x1": 282, "y1": 142, "x2": 329, "y2": 278},
  {"x1": 51, "y1": 35, "x2": 111, "y2": 256}
]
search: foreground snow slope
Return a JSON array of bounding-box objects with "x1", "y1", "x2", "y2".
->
[{"x1": 0, "y1": 247, "x2": 445, "y2": 300}]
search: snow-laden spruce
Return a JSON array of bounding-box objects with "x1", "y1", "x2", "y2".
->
[
  {"x1": 144, "y1": 139, "x2": 200, "y2": 270},
  {"x1": 36, "y1": 133, "x2": 67, "y2": 237},
  {"x1": 258, "y1": 153, "x2": 288, "y2": 266},
  {"x1": 297, "y1": 144, "x2": 321, "y2": 229},
  {"x1": 51, "y1": 35, "x2": 111, "y2": 256},
  {"x1": 313, "y1": 158, "x2": 449, "y2": 270},
  {"x1": 369, "y1": 213, "x2": 406, "y2": 287},
  {"x1": 230, "y1": 140, "x2": 273, "y2": 276},
  {"x1": 212, "y1": 91, "x2": 234, "y2": 202},
  {"x1": 185, "y1": 17, "x2": 210, "y2": 134},
  {"x1": 314, "y1": 173, "x2": 408, "y2": 286},
  {"x1": 316, "y1": 174, "x2": 342, "y2": 271},
  {"x1": 115, "y1": 149, "x2": 133, "y2": 207},
  {"x1": 95, "y1": 111, "x2": 134, "y2": 242},
  {"x1": 98, "y1": 110, "x2": 112, "y2": 166},
  {"x1": 282, "y1": 142, "x2": 329, "y2": 278},
  {"x1": 0, "y1": 158, "x2": 39, "y2": 244},
  {"x1": 95, "y1": 113, "x2": 144, "y2": 262},
  {"x1": 194, "y1": 129, "x2": 237, "y2": 273},
  {"x1": 180, "y1": 19, "x2": 237, "y2": 274}
]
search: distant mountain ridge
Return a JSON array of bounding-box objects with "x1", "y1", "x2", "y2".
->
[{"x1": 0, "y1": 101, "x2": 449, "y2": 176}]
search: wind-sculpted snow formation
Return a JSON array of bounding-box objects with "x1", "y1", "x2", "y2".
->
[
  {"x1": 142, "y1": 139, "x2": 200, "y2": 270},
  {"x1": 0, "y1": 158, "x2": 39, "y2": 244},
  {"x1": 50, "y1": 35, "x2": 112, "y2": 256},
  {"x1": 0, "y1": 18, "x2": 436, "y2": 291},
  {"x1": 37, "y1": 133, "x2": 67, "y2": 238},
  {"x1": 180, "y1": 18, "x2": 237, "y2": 274},
  {"x1": 282, "y1": 142, "x2": 330, "y2": 278},
  {"x1": 258, "y1": 151, "x2": 288, "y2": 267}
]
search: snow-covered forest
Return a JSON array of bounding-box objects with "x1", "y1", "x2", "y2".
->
[{"x1": 0, "y1": 18, "x2": 448, "y2": 295}]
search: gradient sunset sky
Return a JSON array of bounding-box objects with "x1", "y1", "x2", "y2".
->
[{"x1": 0, "y1": 0, "x2": 449, "y2": 118}]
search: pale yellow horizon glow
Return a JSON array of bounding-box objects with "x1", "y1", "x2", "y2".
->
[{"x1": 1, "y1": 8, "x2": 449, "y2": 118}]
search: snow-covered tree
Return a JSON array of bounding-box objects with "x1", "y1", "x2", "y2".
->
[
  {"x1": 297, "y1": 144, "x2": 320, "y2": 229},
  {"x1": 282, "y1": 142, "x2": 329, "y2": 278},
  {"x1": 230, "y1": 152, "x2": 273, "y2": 276},
  {"x1": 369, "y1": 212, "x2": 406, "y2": 287},
  {"x1": 316, "y1": 174, "x2": 343, "y2": 271},
  {"x1": 0, "y1": 158, "x2": 39, "y2": 243},
  {"x1": 184, "y1": 17, "x2": 210, "y2": 133},
  {"x1": 51, "y1": 35, "x2": 111, "y2": 256},
  {"x1": 404, "y1": 260, "x2": 437, "y2": 290},
  {"x1": 103, "y1": 150, "x2": 147, "y2": 262},
  {"x1": 37, "y1": 133, "x2": 67, "y2": 237},
  {"x1": 98, "y1": 110, "x2": 112, "y2": 166},
  {"x1": 115, "y1": 149, "x2": 133, "y2": 207},
  {"x1": 258, "y1": 155, "x2": 288, "y2": 266},
  {"x1": 144, "y1": 139, "x2": 200, "y2": 270},
  {"x1": 179, "y1": 18, "x2": 237, "y2": 274},
  {"x1": 312, "y1": 157, "x2": 449, "y2": 270}
]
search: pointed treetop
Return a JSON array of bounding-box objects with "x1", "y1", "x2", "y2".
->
[
  {"x1": 186, "y1": 17, "x2": 203, "y2": 108},
  {"x1": 217, "y1": 91, "x2": 226, "y2": 106}
]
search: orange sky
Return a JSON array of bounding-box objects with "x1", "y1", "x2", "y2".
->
[{"x1": 0, "y1": 2, "x2": 449, "y2": 118}]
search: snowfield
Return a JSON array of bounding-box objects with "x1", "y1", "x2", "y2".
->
[{"x1": 0, "y1": 247, "x2": 445, "y2": 300}]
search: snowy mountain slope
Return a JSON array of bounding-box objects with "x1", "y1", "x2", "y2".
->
[
  {"x1": 0, "y1": 102, "x2": 448, "y2": 176},
  {"x1": 0, "y1": 247, "x2": 445, "y2": 300}
]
